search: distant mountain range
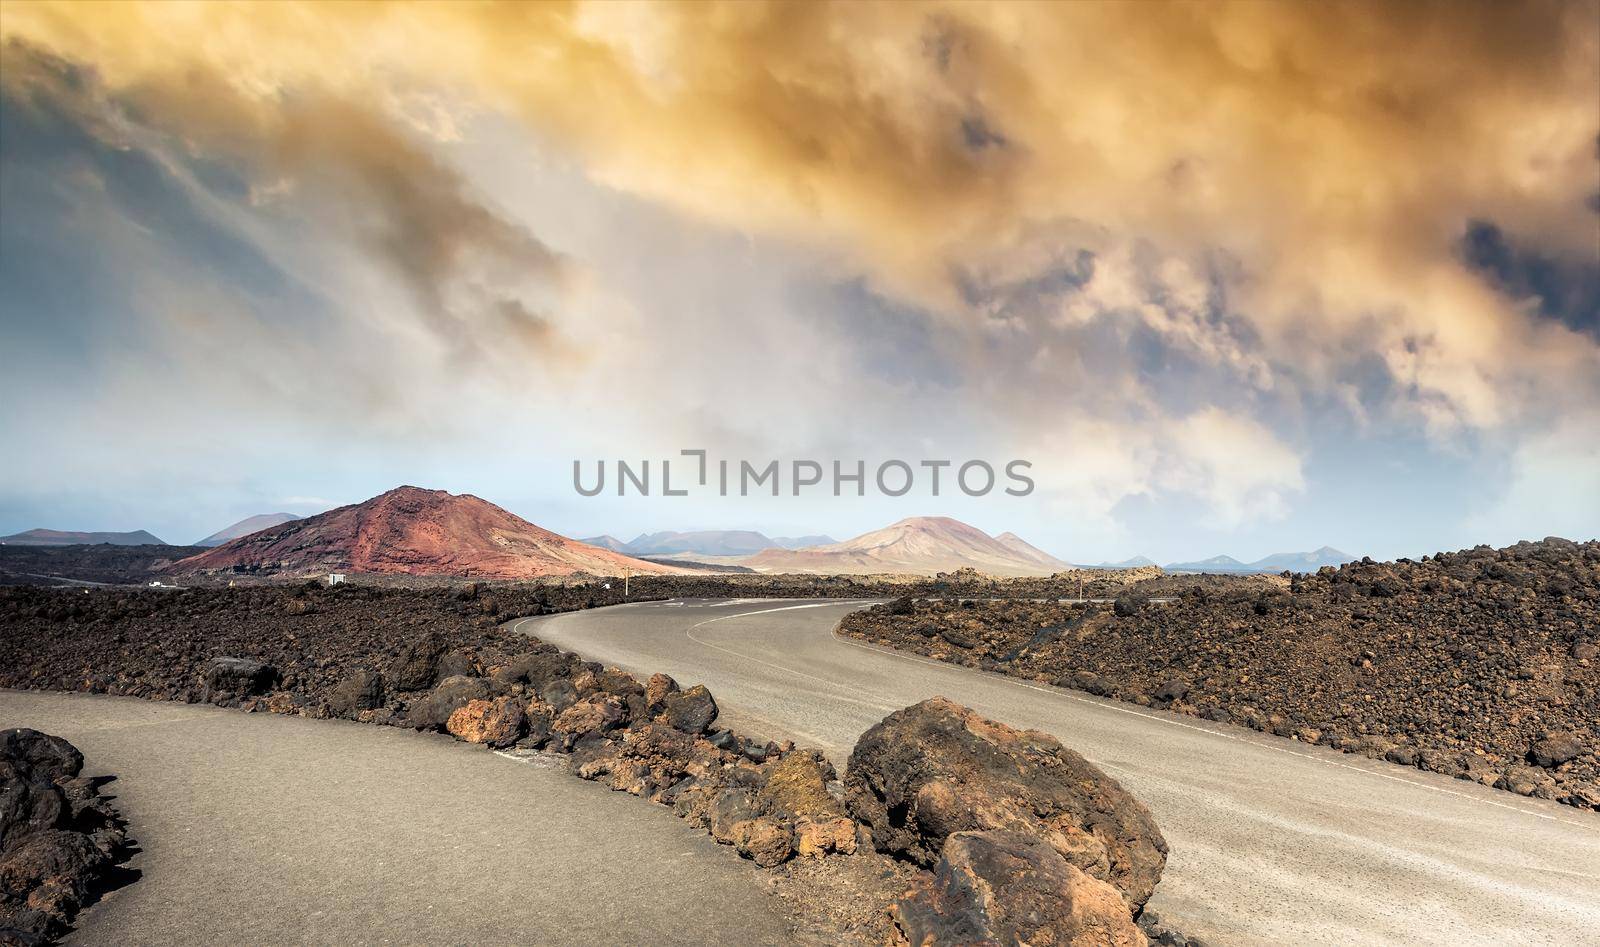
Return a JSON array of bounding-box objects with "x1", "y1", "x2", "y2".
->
[
  {"x1": 1089, "y1": 555, "x2": 1159, "y2": 569},
  {"x1": 0, "y1": 528, "x2": 166, "y2": 546},
  {"x1": 741, "y1": 517, "x2": 1071, "y2": 577},
  {"x1": 1162, "y1": 546, "x2": 1354, "y2": 574},
  {"x1": 196, "y1": 512, "x2": 301, "y2": 547},
  {"x1": 580, "y1": 530, "x2": 839, "y2": 557},
  {"x1": 176, "y1": 486, "x2": 686, "y2": 579}
]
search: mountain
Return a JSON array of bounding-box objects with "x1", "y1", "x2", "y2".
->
[
  {"x1": 1163, "y1": 547, "x2": 1355, "y2": 574},
  {"x1": 769, "y1": 535, "x2": 836, "y2": 549},
  {"x1": 741, "y1": 516, "x2": 1073, "y2": 577},
  {"x1": 584, "y1": 531, "x2": 841, "y2": 555},
  {"x1": 992, "y1": 532, "x2": 1070, "y2": 569},
  {"x1": 0, "y1": 529, "x2": 166, "y2": 546},
  {"x1": 196, "y1": 513, "x2": 301, "y2": 547},
  {"x1": 1247, "y1": 546, "x2": 1355, "y2": 572},
  {"x1": 1163, "y1": 554, "x2": 1251, "y2": 573},
  {"x1": 624, "y1": 530, "x2": 780, "y2": 557},
  {"x1": 1091, "y1": 555, "x2": 1158, "y2": 569},
  {"x1": 174, "y1": 486, "x2": 685, "y2": 579}
]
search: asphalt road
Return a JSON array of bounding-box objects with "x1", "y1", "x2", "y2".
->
[
  {"x1": 0, "y1": 689, "x2": 795, "y2": 946},
  {"x1": 519, "y1": 598, "x2": 1600, "y2": 947}
]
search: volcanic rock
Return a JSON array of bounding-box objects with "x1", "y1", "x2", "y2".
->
[
  {"x1": 839, "y1": 537, "x2": 1600, "y2": 810},
  {"x1": 407, "y1": 675, "x2": 495, "y2": 731},
  {"x1": 327, "y1": 669, "x2": 385, "y2": 716},
  {"x1": 446, "y1": 696, "x2": 527, "y2": 748},
  {"x1": 553, "y1": 695, "x2": 626, "y2": 741},
  {"x1": 890, "y1": 830, "x2": 1147, "y2": 947},
  {"x1": 645, "y1": 673, "x2": 679, "y2": 714},
  {"x1": 662, "y1": 684, "x2": 718, "y2": 734},
  {"x1": 1530, "y1": 733, "x2": 1584, "y2": 768},
  {"x1": 732, "y1": 818, "x2": 795, "y2": 868},
  {"x1": 1, "y1": 729, "x2": 129, "y2": 943},
  {"x1": 846, "y1": 697, "x2": 1167, "y2": 910},
  {"x1": 387, "y1": 633, "x2": 448, "y2": 692},
  {"x1": 203, "y1": 656, "x2": 278, "y2": 696}
]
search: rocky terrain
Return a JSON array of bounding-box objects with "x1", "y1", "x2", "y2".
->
[
  {"x1": 174, "y1": 486, "x2": 685, "y2": 579},
  {"x1": 0, "y1": 545, "x2": 205, "y2": 587},
  {"x1": 0, "y1": 580, "x2": 1184, "y2": 944},
  {"x1": 0, "y1": 583, "x2": 620, "y2": 703},
  {"x1": 2, "y1": 729, "x2": 132, "y2": 945},
  {"x1": 841, "y1": 538, "x2": 1600, "y2": 810}
]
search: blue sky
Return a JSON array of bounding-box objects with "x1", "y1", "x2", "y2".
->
[{"x1": 1, "y1": 2, "x2": 1597, "y2": 564}]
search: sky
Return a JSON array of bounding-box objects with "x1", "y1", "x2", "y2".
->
[{"x1": 1, "y1": 0, "x2": 1597, "y2": 564}]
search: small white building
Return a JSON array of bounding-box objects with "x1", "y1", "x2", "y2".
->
[{"x1": 327, "y1": 573, "x2": 346, "y2": 586}]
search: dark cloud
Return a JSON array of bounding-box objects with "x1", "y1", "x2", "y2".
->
[{"x1": 1461, "y1": 219, "x2": 1600, "y2": 339}]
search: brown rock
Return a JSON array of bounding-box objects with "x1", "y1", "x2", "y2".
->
[
  {"x1": 445, "y1": 696, "x2": 527, "y2": 748},
  {"x1": 553, "y1": 694, "x2": 626, "y2": 739},
  {"x1": 327, "y1": 669, "x2": 384, "y2": 716},
  {"x1": 646, "y1": 672, "x2": 679, "y2": 713},
  {"x1": 795, "y1": 818, "x2": 858, "y2": 858},
  {"x1": 846, "y1": 697, "x2": 1167, "y2": 910},
  {"x1": 405, "y1": 675, "x2": 493, "y2": 731},
  {"x1": 731, "y1": 818, "x2": 794, "y2": 868},
  {"x1": 1530, "y1": 733, "x2": 1584, "y2": 768},
  {"x1": 890, "y1": 830, "x2": 1147, "y2": 947}
]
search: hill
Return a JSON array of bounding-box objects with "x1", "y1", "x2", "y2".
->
[
  {"x1": 624, "y1": 530, "x2": 780, "y2": 557},
  {"x1": 1092, "y1": 555, "x2": 1159, "y2": 569},
  {"x1": 1165, "y1": 547, "x2": 1355, "y2": 574},
  {"x1": 0, "y1": 529, "x2": 166, "y2": 546},
  {"x1": 196, "y1": 513, "x2": 301, "y2": 547},
  {"x1": 770, "y1": 535, "x2": 836, "y2": 549},
  {"x1": 741, "y1": 517, "x2": 1072, "y2": 577},
  {"x1": 174, "y1": 486, "x2": 684, "y2": 579}
]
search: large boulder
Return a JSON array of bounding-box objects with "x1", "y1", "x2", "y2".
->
[
  {"x1": 1, "y1": 730, "x2": 127, "y2": 944},
  {"x1": 662, "y1": 684, "x2": 718, "y2": 734},
  {"x1": 890, "y1": 830, "x2": 1147, "y2": 947},
  {"x1": 436, "y1": 649, "x2": 480, "y2": 680},
  {"x1": 846, "y1": 697, "x2": 1167, "y2": 910},
  {"x1": 498, "y1": 649, "x2": 582, "y2": 690},
  {"x1": 203, "y1": 657, "x2": 278, "y2": 696},
  {"x1": 406, "y1": 675, "x2": 494, "y2": 731},
  {"x1": 553, "y1": 695, "x2": 626, "y2": 741},
  {"x1": 446, "y1": 697, "x2": 527, "y2": 748},
  {"x1": 1529, "y1": 733, "x2": 1584, "y2": 768},
  {"x1": 387, "y1": 632, "x2": 448, "y2": 692},
  {"x1": 327, "y1": 670, "x2": 385, "y2": 717}
]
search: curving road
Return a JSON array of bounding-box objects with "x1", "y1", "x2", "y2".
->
[
  {"x1": 517, "y1": 598, "x2": 1600, "y2": 947},
  {"x1": 0, "y1": 689, "x2": 795, "y2": 946}
]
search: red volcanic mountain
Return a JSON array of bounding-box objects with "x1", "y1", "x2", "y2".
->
[
  {"x1": 175, "y1": 486, "x2": 683, "y2": 579},
  {"x1": 741, "y1": 516, "x2": 1072, "y2": 577}
]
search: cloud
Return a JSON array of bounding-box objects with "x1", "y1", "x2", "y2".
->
[
  {"x1": 1469, "y1": 412, "x2": 1600, "y2": 544},
  {"x1": 1, "y1": 1, "x2": 1595, "y2": 540},
  {"x1": 1164, "y1": 408, "x2": 1306, "y2": 529}
]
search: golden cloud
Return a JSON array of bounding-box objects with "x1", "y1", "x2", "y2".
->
[{"x1": 4, "y1": 0, "x2": 1597, "y2": 432}]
